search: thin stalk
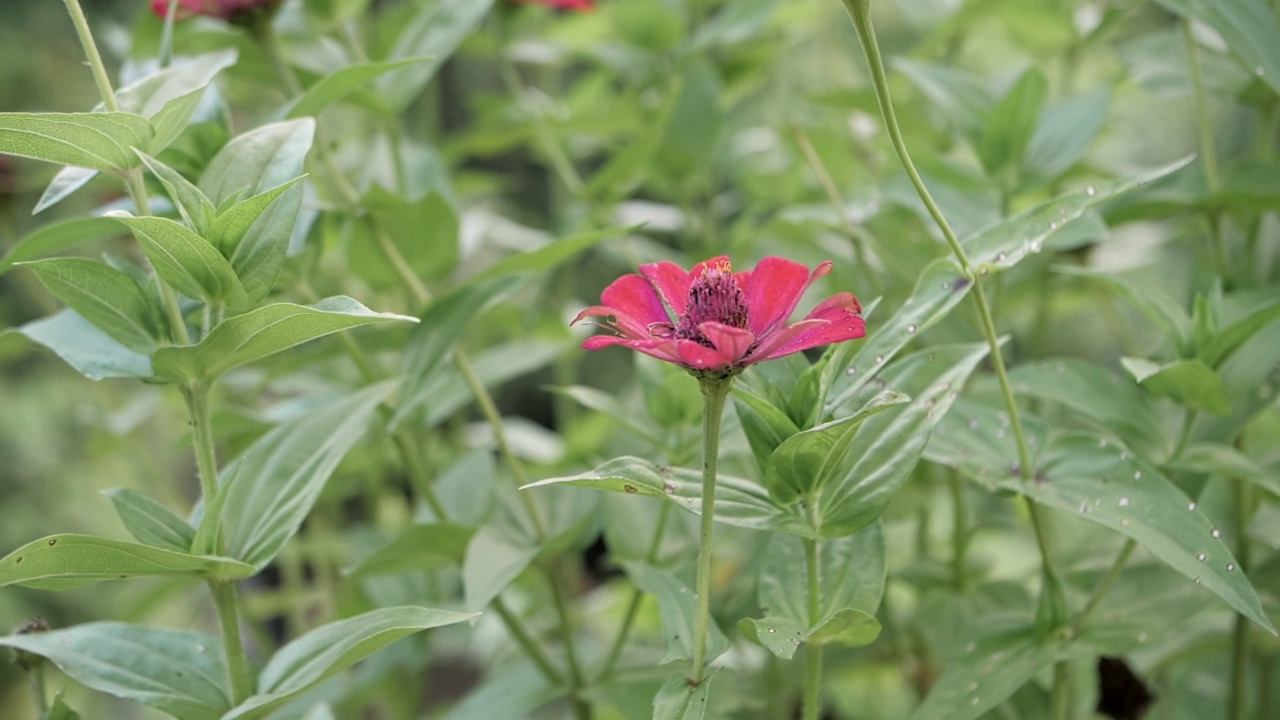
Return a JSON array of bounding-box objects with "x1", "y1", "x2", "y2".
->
[
  {"x1": 62, "y1": 0, "x2": 118, "y2": 111},
  {"x1": 690, "y1": 378, "x2": 733, "y2": 685},
  {"x1": 28, "y1": 669, "x2": 47, "y2": 714},
  {"x1": 491, "y1": 599, "x2": 566, "y2": 686},
  {"x1": 1229, "y1": 478, "x2": 1254, "y2": 720},
  {"x1": 1174, "y1": 409, "x2": 1199, "y2": 459},
  {"x1": 547, "y1": 567, "x2": 591, "y2": 720},
  {"x1": 208, "y1": 580, "x2": 253, "y2": 704},
  {"x1": 159, "y1": 0, "x2": 180, "y2": 68},
  {"x1": 949, "y1": 472, "x2": 969, "y2": 593},
  {"x1": 183, "y1": 385, "x2": 221, "y2": 504},
  {"x1": 1182, "y1": 19, "x2": 1231, "y2": 281},
  {"x1": 1068, "y1": 539, "x2": 1136, "y2": 637},
  {"x1": 1050, "y1": 663, "x2": 1071, "y2": 720},
  {"x1": 600, "y1": 502, "x2": 672, "y2": 680},
  {"x1": 801, "y1": 536, "x2": 823, "y2": 720}
]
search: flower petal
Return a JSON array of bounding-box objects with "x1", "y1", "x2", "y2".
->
[
  {"x1": 581, "y1": 335, "x2": 733, "y2": 370},
  {"x1": 749, "y1": 292, "x2": 865, "y2": 362},
  {"x1": 744, "y1": 258, "x2": 833, "y2": 336},
  {"x1": 572, "y1": 305, "x2": 653, "y2": 339},
  {"x1": 698, "y1": 321, "x2": 755, "y2": 365},
  {"x1": 601, "y1": 273, "x2": 671, "y2": 326},
  {"x1": 638, "y1": 261, "x2": 694, "y2": 317}
]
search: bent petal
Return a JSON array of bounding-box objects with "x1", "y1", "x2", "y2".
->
[
  {"x1": 746, "y1": 258, "x2": 833, "y2": 337},
  {"x1": 674, "y1": 338, "x2": 737, "y2": 371},
  {"x1": 582, "y1": 335, "x2": 685, "y2": 365},
  {"x1": 750, "y1": 292, "x2": 865, "y2": 362},
  {"x1": 639, "y1": 261, "x2": 694, "y2": 316},
  {"x1": 572, "y1": 305, "x2": 653, "y2": 339},
  {"x1": 699, "y1": 322, "x2": 755, "y2": 365},
  {"x1": 601, "y1": 273, "x2": 671, "y2": 326}
]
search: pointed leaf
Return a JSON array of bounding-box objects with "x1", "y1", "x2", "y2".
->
[
  {"x1": 199, "y1": 119, "x2": 314, "y2": 205},
  {"x1": 622, "y1": 562, "x2": 730, "y2": 666},
  {"x1": 104, "y1": 488, "x2": 195, "y2": 552},
  {"x1": 978, "y1": 67, "x2": 1048, "y2": 173},
  {"x1": 1021, "y1": 86, "x2": 1110, "y2": 184},
  {"x1": 286, "y1": 58, "x2": 430, "y2": 119},
  {"x1": 152, "y1": 297, "x2": 415, "y2": 384},
  {"x1": 925, "y1": 398, "x2": 1051, "y2": 490},
  {"x1": 0, "y1": 534, "x2": 253, "y2": 590},
  {"x1": 137, "y1": 152, "x2": 215, "y2": 234},
  {"x1": 112, "y1": 50, "x2": 238, "y2": 118},
  {"x1": 209, "y1": 176, "x2": 306, "y2": 302},
  {"x1": 109, "y1": 214, "x2": 247, "y2": 308},
  {"x1": 0, "y1": 622, "x2": 231, "y2": 720},
  {"x1": 1201, "y1": 296, "x2": 1280, "y2": 368},
  {"x1": 219, "y1": 382, "x2": 394, "y2": 569},
  {"x1": 347, "y1": 523, "x2": 471, "y2": 577},
  {"x1": 1153, "y1": 0, "x2": 1280, "y2": 97},
  {"x1": 378, "y1": 0, "x2": 496, "y2": 109},
  {"x1": 19, "y1": 258, "x2": 160, "y2": 352},
  {"x1": 653, "y1": 670, "x2": 713, "y2": 720},
  {"x1": 0, "y1": 216, "x2": 122, "y2": 275},
  {"x1": 9, "y1": 309, "x2": 153, "y2": 380},
  {"x1": 0, "y1": 112, "x2": 153, "y2": 171},
  {"x1": 33, "y1": 166, "x2": 98, "y2": 214},
  {"x1": 1121, "y1": 357, "x2": 1229, "y2": 416},
  {"x1": 910, "y1": 630, "x2": 1054, "y2": 720},
  {"x1": 223, "y1": 607, "x2": 479, "y2": 720}
]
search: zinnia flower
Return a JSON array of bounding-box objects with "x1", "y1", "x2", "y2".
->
[
  {"x1": 574, "y1": 256, "x2": 865, "y2": 374},
  {"x1": 513, "y1": 0, "x2": 596, "y2": 11},
  {"x1": 150, "y1": 0, "x2": 281, "y2": 21}
]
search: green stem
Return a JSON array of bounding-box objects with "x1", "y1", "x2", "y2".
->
[
  {"x1": 1050, "y1": 663, "x2": 1071, "y2": 720},
  {"x1": 600, "y1": 501, "x2": 672, "y2": 680},
  {"x1": 949, "y1": 472, "x2": 969, "y2": 593},
  {"x1": 690, "y1": 377, "x2": 733, "y2": 685},
  {"x1": 62, "y1": 0, "x2": 119, "y2": 111},
  {"x1": 491, "y1": 598, "x2": 566, "y2": 686},
  {"x1": 208, "y1": 580, "x2": 253, "y2": 705},
  {"x1": 1068, "y1": 539, "x2": 1136, "y2": 638},
  {"x1": 183, "y1": 385, "x2": 220, "y2": 505},
  {"x1": 801, "y1": 536, "x2": 823, "y2": 720},
  {"x1": 1174, "y1": 409, "x2": 1199, "y2": 459},
  {"x1": 1182, "y1": 19, "x2": 1231, "y2": 282},
  {"x1": 255, "y1": 22, "x2": 302, "y2": 96},
  {"x1": 547, "y1": 566, "x2": 591, "y2": 720},
  {"x1": 1229, "y1": 478, "x2": 1254, "y2": 720},
  {"x1": 159, "y1": 0, "x2": 180, "y2": 68},
  {"x1": 28, "y1": 668, "x2": 47, "y2": 714}
]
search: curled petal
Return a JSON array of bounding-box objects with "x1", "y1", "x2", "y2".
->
[
  {"x1": 581, "y1": 335, "x2": 733, "y2": 370},
  {"x1": 638, "y1": 261, "x2": 694, "y2": 317},
  {"x1": 572, "y1": 305, "x2": 652, "y2": 339},
  {"x1": 750, "y1": 293, "x2": 865, "y2": 362},
  {"x1": 698, "y1": 322, "x2": 756, "y2": 365},
  {"x1": 601, "y1": 273, "x2": 671, "y2": 326}
]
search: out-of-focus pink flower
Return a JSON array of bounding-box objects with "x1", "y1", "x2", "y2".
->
[
  {"x1": 574, "y1": 257, "x2": 865, "y2": 373},
  {"x1": 513, "y1": 0, "x2": 596, "y2": 12},
  {"x1": 150, "y1": 0, "x2": 281, "y2": 21}
]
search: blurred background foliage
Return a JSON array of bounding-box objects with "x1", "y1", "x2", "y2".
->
[{"x1": 1, "y1": 0, "x2": 1278, "y2": 718}]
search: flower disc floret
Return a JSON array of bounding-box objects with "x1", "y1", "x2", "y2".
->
[{"x1": 573, "y1": 256, "x2": 866, "y2": 373}]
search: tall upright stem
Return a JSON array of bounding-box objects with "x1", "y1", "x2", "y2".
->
[
  {"x1": 690, "y1": 377, "x2": 733, "y2": 684},
  {"x1": 62, "y1": 0, "x2": 118, "y2": 111},
  {"x1": 801, "y1": 536, "x2": 823, "y2": 720},
  {"x1": 208, "y1": 579, "x2": 253, "y2": 704},
  {"x1": 1183, "y1": 19, "x2": 1230, "y2": 281},
  {"x1": 839, "y1": 1, "x2": 1065, "y2": 713}
]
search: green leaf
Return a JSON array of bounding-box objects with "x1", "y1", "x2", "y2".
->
[
  {"x1": 1153, "y1": 0, "x2": 1280, "y2": 97},
  {"x1": 925, "y1": 398, "x2": 1051, "y2": 490},
  {"x1": 223, "y1": 607, "x2": 479, "y2": 720},
  {"x1": 112, "y1": 50, "x2": 238, "y2": 118},
  {"x1": 893, "y1": 60, "x2": 993, "y2": 138},
  {"x1": 805, "y1": 608, "x2": 881, "y2": 647},
  {"x1": 8, "y1": 309, "x2": 153, "y2": 380},
  {"x1": 1021, "y1": 86, "x2": 1110, "y2": 184},
  {"x1": 345, "y1": 523, "x2": 472, "y2": 577},
  {"x1": 287, "y1": 58, "x2": 430, "y2": 119},
  {"x1": 0, "y1": 534, "x2": 253, "y2": 590},
  {"x1": 688, "y1": 0, "x2": 781, "y2": 50},
  {"x1": 827, "y1": 259, "x2": 973, "y2": 411},
  {"x1": 551, "y1": 385, "x2": 665, "y2": 447},
  {"x1": 963, "y1": 157, "x2": 1193, "y2": 272},
  {"x1": 652, "y1": 670, "x2": 713, "y2": 720},
  {"x1": 466, "y1": 226, "x2": 623, "y2": 284},
  {"x1": 137, "y1": 152, "x2": 215, "y2": 235},
  {"x1": 199, "y1": 119, "x2": 315, "y2": 205},
  {"x1": 0, "y1": 216, "x2": 122, "y2": 275},
  {"x1": 1200, "y1": 296, "x2": 1280, "y2": 368},
  {"x1": 33, "y1": 166, "x2": 98, "y2": 214},
  {"x1": 391, "y1": 275, "x2": 524, "y2": 427},
  {"x1": 147, "y1": 89, "x2": 205, "y2": 155},
  {"x1": 19, "y1": 258, "x2": 160, "y2": 352},
  {"x1": 998, "y1": 434, "x2": 1274, "y2": 633},
  {"x1": 152, "y1": 297, "x2": 415, "y2": 384},
  {"x1": 0, "y1": 622, "x2": 231, "y2": 720},
  {"x1": 524, "y1": 457, "x2": 813, "y2": 537},
  {"x1": 819, "y1": 343, "x2": 991, "y2": 537},
  {"x1": 1165, "y1": 443, "x2": 1280, "y2": 497},
  {"x1": 218, "y1": 382, "x2": 394, "y2": 569},
  {"x1": 108, "y1": 214, "x2": 247, "y2": 308},
  {"x1": 462, "y1": 523, "x2": 541, "y2": 611},
  {"x1": 1009, "y1": 358, "x2": 1169, "y2": 456},
  {"x1": 349, "y1": 187, "x2": 457, "y2": 288},
  {"x1": 103, "y1": 488, "x2": 195, "y2": 553},
  {"x1": 910, "y1": 630, "x2": 1055, "y2": 720},
  {"x1": 443, "y1": 664, "x2": 559, "y2": 720},
  {"x1": 42, "y1": 694, "x2": 82, "y2": 720},
  {"x1": 1121, "y1": 357, "x2": 1230, "y2": 416},
  {"x1": 1055, "y1": 266, "x2": 1193, "y2": 353},
  {"x1": 622, "y1": 562, "x2": 730, "y2": 666},
  {"x1": 378, "y1": 0, "x2": 496, "y2": 110},
  {"x1": 0, "y1": 112, "x2": 153, "y2": 171},
  {"x1": 733, "y1": 387, "x2": 801, "y2": 473},
  {"x1": 979, "y1": 67, "x2": 1048, "y2": 173},
  {"x1": 654, "y1": 60, "x2": 722, "y2": 183},
  {"x1": 764, "y1": 391, "x2": 910, "y2": 505},
  {"x1": 208, "y1": 176, "x2": 306, "y2": 303}
]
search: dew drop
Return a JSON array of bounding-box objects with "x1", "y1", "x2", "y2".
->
[
  {"x1": 1122, "y1": 518, "x2": 1131, "y2": 527},
  {"x1": 980, "y1": 267, "x2": 989, "y2": 275},
  {"x1": 1048, "y1": 222, "x2": 1058, "y2": 231},
  {"x1": 1211, "y1": 528, "x2": 1221, "y2": 539},
  {"x1": 195, "y1": 644, "x2": 206, "y2": 653},
  {"x1": 1099, "y1": 438, "x2": 1108, "y2": 448},
  {"x1": 971, "y1": 698, "x2": 981, "y2": 706},
  {"x1": 1197, "y1": 553, "x2": 1206, "y2": 562},
  {"x1": 1120, "y1": 452, "x2": 1129, "y2": 461},
  {"x1": 1227, "y1": 563, "x2": 1236, "y2": 572},
  {"x1": 968, "y1": 418, "x2": 979, "y2": 430},
  {"x1": 767, "y1": 628, "x2": 777, "y2": 634},
  {"x1": 1256, "y1": 66, "x2": 1265, "y2": 76},
  {"x1": 1085, "y1": 185, "x2": 1097, "y2": 196},
  {"x1": 968, "y1": 682, "x2": 979, "y2": 692},
  {"x1": 1118, "y1": 497, "x2": 1130, "y2": 507},
  {"x1": 1195, "y1": 577, "x2": 1202, "y2": 584},
  {"x1": 845, "y1": 366, "x2": 857, "y2": 376},
  {"x1": 941, "y1": 281, "x2": 950, "y2": 289},
  {"x1": 907, "y1": 324, "x2": 917, "y2": 334},
  {"x1": 1188, "y1": 501, "x2": 1197, "y2": 511},
  {"x1": 996, "y1": 252, "x2": 1007, "y2": 262},
  {"x1": 1134, "y1": 471, "x2": 1143, "y2": 480},
  {"x1": 875, "y1": 355, "x2": 884, "y2": 364}
]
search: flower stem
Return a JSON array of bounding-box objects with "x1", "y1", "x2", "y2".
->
[
  {"x1": 183, "y1": 385, "x2": 221, "y2": 507},
  {"x1": 801, "y1": 536, "x2": 823, "y2": 720},
  {"x1": 61, "y1": 0, "x2": 118, "y2": 111},
  {"x1": 1068, "y1": 538, "x2": 1136, "y2": 638},
  {"x1": 208, "y1": 579, "x2": 253, "y2": 704},
  {"x1": 159, "y1": 0, "x2": 181, "y2": 68},
  {"x1": 690, "y1": 377, "x2": 733, "y2": 685}
]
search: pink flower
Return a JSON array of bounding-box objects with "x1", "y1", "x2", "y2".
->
[
  {"x1": 513, "y1": 0, "x2": 596, "y2": 11},
  {"x1": 150, "y1": 0, "x2": 280, "y2": 21},
  {"x1": 574, "y1": 256, "x2": 865, "y2": 373}
]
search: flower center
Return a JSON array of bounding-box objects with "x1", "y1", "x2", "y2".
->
[{"x1": 671, "y1": 260, "x2": 750, "y2": 345}]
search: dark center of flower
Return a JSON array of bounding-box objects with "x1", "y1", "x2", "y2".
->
[{"x1": 652, "y1": 260, "x2": 749, "y2": 347}]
